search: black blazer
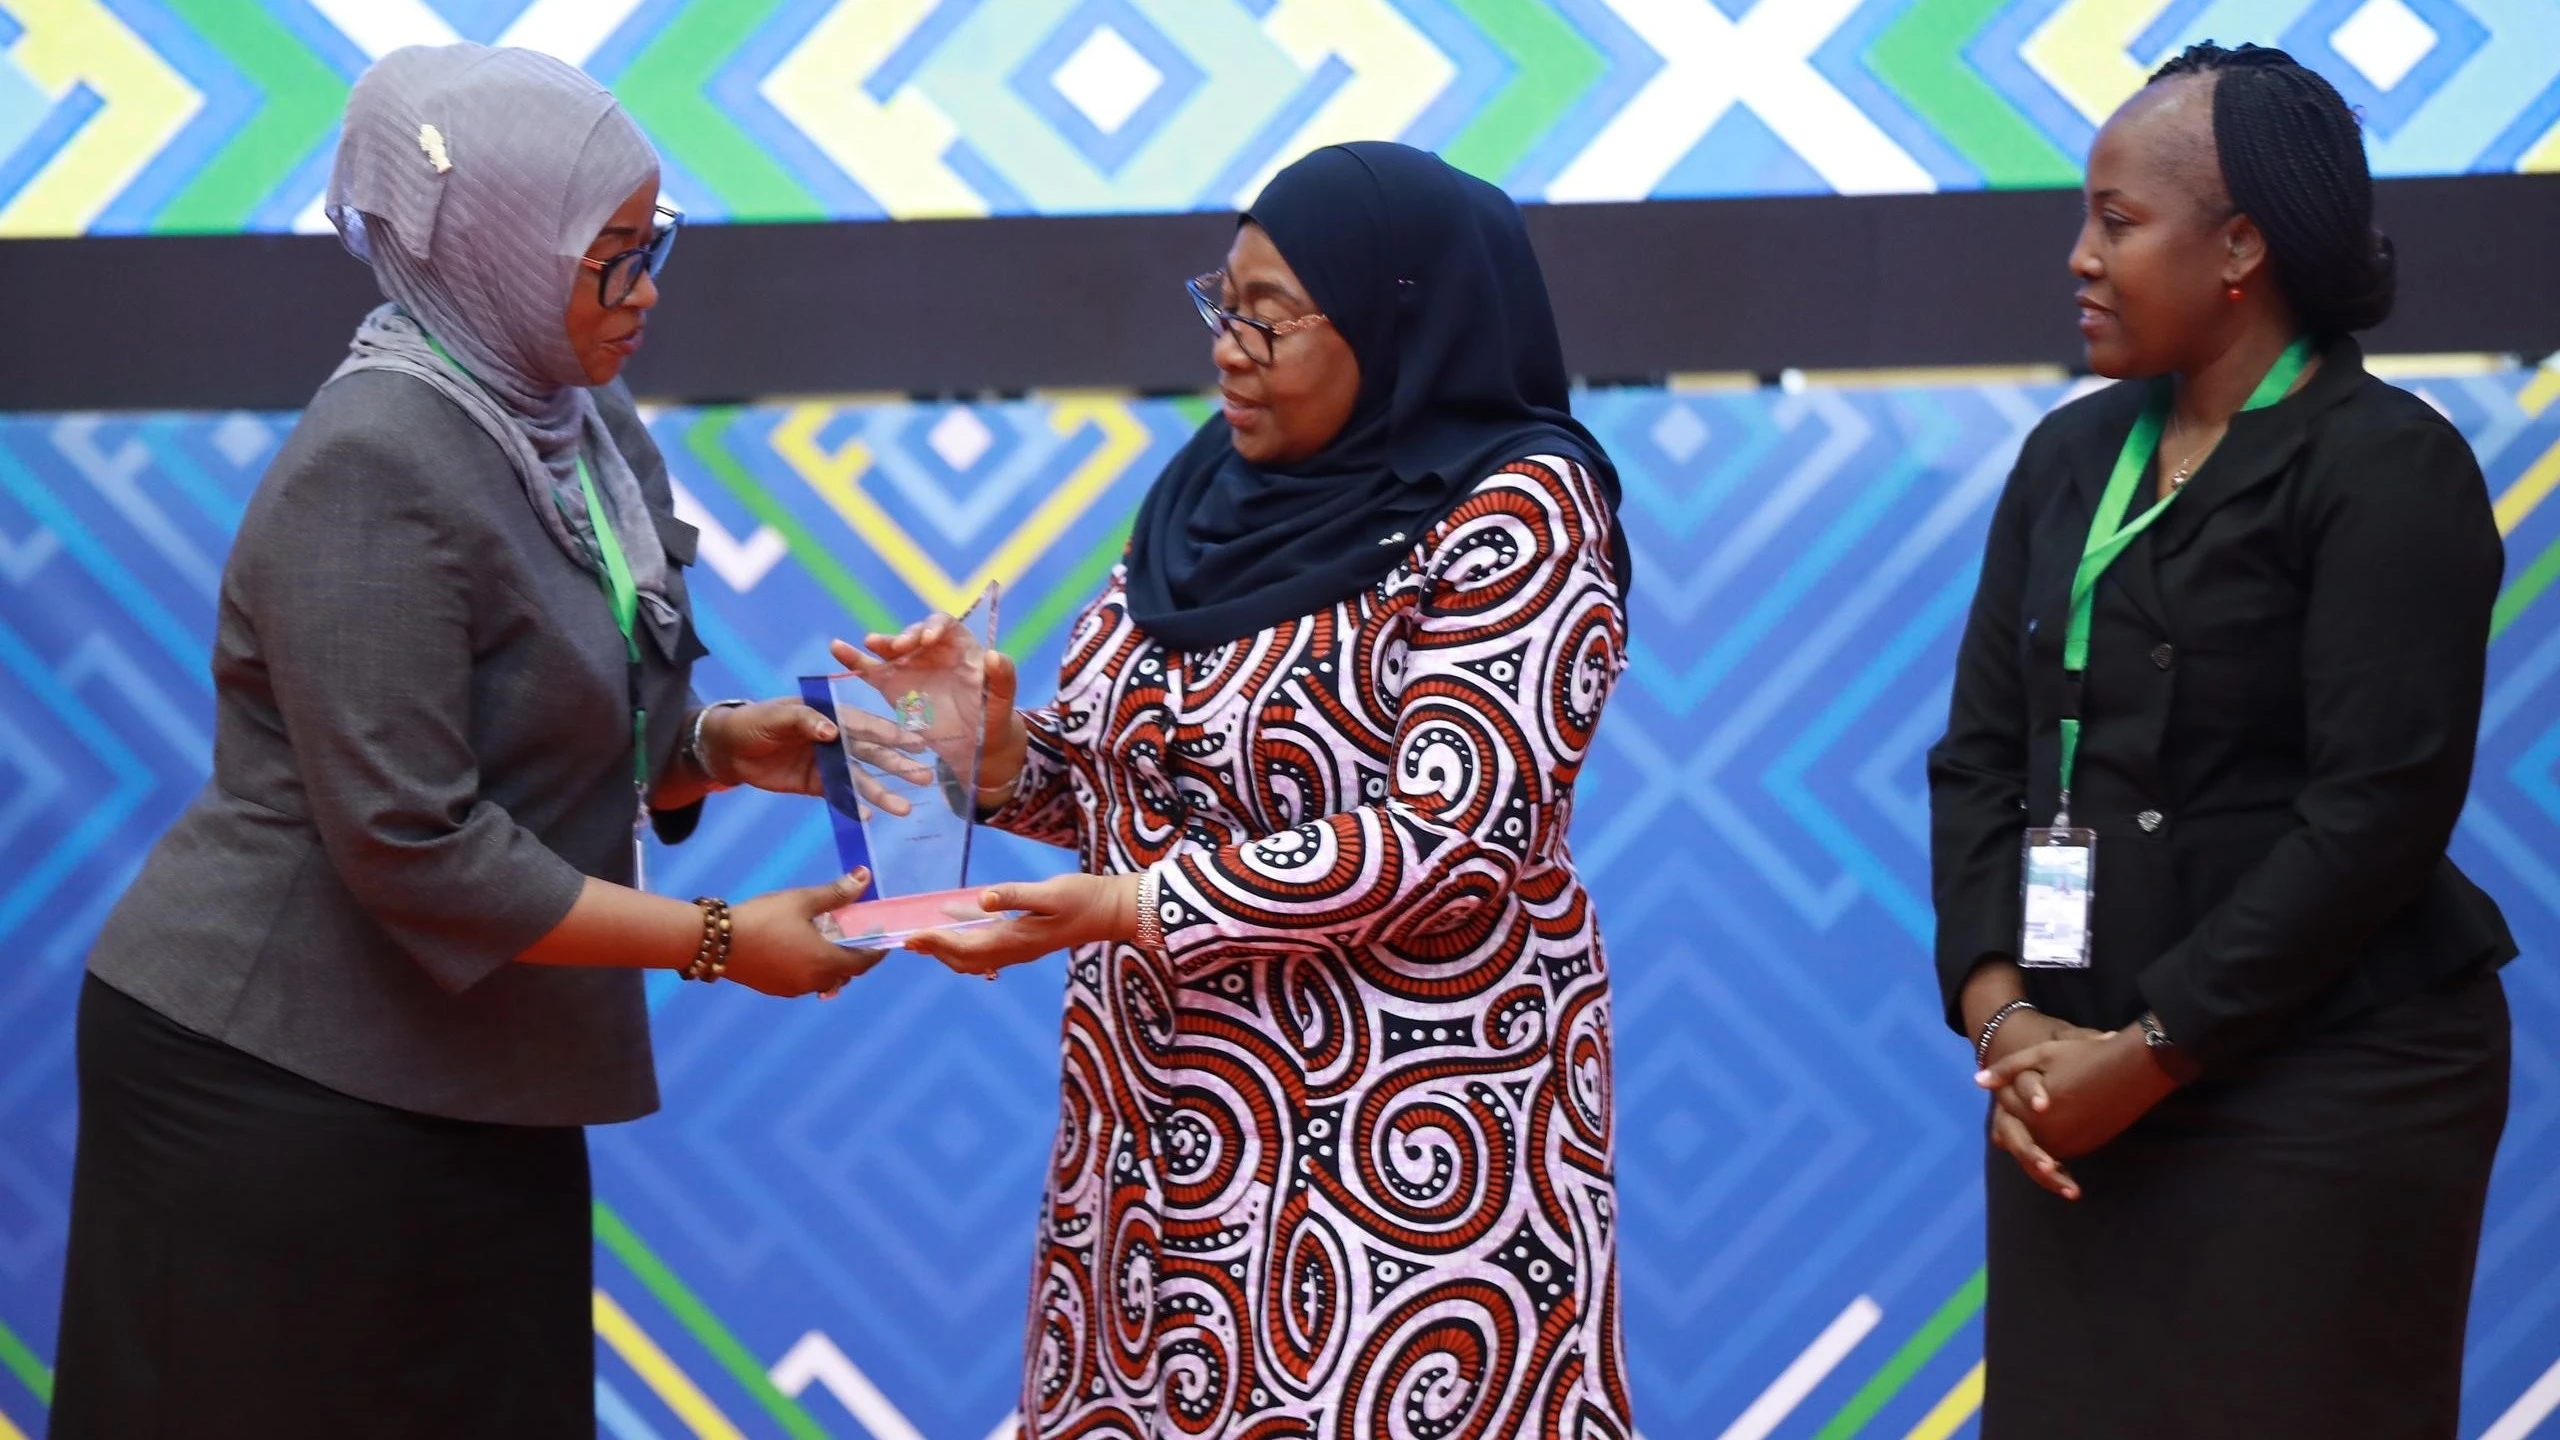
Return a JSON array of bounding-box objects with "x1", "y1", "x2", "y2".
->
[{"x1": 1928, "y1": 336, "x2": 2514, "y2": 1073}]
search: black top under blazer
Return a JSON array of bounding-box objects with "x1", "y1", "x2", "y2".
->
[{"x1": 1929, "y1": 336, "x2": 2515, "y2": 1073}]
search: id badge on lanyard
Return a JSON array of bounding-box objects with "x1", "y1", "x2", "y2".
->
[
  {"x1": 631, "y1": 782, "x2": 649, "y2": 895},
  {"x1": 2019, "y1": 825, "x2": 2096, "y2": 968},
  {"x1": 2026, "y1": 336, "x2": 2311, "y2": 970}
]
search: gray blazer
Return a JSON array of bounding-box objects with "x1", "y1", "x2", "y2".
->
[{"x1": 89, "y1": 369, "x2": 709, "y2": 1127}]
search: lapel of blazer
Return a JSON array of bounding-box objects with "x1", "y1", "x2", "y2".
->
[
  {"x1": 2146, "y1": 334, "x2": 2367, "y2": 561},
  {"x1": 2057, "y1": 375, "x2": 2174, "y2": 636}
]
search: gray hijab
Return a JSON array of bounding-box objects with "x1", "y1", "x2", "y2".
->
[{"x1": 324, "y1": 42, "x2": 680, "y2": 658}]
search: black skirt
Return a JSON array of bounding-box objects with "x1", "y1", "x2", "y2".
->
[
  {"x1": 1982, "y1": 969, "x2": 2510, "y2": 1440},
  {"x1": 50, "y1": 974, "x2": 595, "y2": 1440}
]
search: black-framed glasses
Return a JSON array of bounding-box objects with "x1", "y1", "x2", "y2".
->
[
  {"x1": 1186, "y1": 269, "x2": 1330, "y2": 365},
  {"x1": 582, "y1": 203, "x2": 682, "y2": 308}
]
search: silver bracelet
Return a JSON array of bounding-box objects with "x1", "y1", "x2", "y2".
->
[
  {"x1": 1133, "y1": 867, "x2": 1166, "y2": 953},
  {"x1": 685, "y1": 699, "x2": 749, "y2": 789},
  {"x1": 1974, "y1": 998, "x2": 2038, "y2": 1067}
]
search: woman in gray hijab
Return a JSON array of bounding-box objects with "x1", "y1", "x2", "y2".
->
[{"x1": 50, "y1": 44, "x2": 874, "y2": 1438}]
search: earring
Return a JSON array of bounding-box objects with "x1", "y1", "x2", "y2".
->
[{"x1": 2226, "y1": 284, "x2": 2244, "y2": 302}]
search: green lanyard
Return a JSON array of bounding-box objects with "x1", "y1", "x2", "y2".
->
[
  {"x1": 576, "y1": 456, "x2": 651, "y2": 789},
  {"x1": 2055, "y1": 336, "x2": 2312, "y2": 822},
  {"x1": 417, "y1": 328, "x2": 651, "y2": 794}
]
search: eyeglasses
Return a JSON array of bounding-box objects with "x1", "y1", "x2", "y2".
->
[
  {"x1": 1186, "y1": 270, "x2": 1329, "y2": 366},
  {"x1": 581, "y1": 204, "x2": 682, "y2": 308}
]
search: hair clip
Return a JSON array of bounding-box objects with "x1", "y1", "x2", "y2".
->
[{"x1": 418, "y1": 123, "x2": 452, "y2": 174}]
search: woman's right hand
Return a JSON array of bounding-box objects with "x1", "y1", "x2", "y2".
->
[
  {"x1": 1981, "y1": 1008, "x2": 2111, "y2": 1118},
  {"x1": 1961, "y1": 959, "x2": 2105, "y2": 1198},
  {"x1": 830, "y1": 617, "x2": 1028, "y2": 802},
  {"x1": 1978, "y1": 1008, "x2": 2109, "y2": 1202},
  {"x1": 1982, "y1": 1008, "x2": 2108, "y2": 1064},
  {"x1": 720, "y1": 871, "x2": 886, "y2": 998}
]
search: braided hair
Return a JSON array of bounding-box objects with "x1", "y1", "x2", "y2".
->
[{"x1": 2149, "y1": 42, "x2": 2395, "y2": 335}]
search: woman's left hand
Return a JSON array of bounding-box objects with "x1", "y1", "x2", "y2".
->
[
  {"x1": 1977, "y1": 1029, "x2": 2180, "y2": 1160},
  {"x1": 905, "y1": 873, "x2": 1143, "y2": 977}
]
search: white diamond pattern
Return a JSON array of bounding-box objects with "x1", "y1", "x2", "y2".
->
[
  {"x1": 211, "y1": 413, "x2": 273, "y2": 469},
  {"x1": 1049, "y1": 25, "x2": 1163, "y2": 137},
  {"x1": 927, "y1": 407, "x2": 996, "y2": 472},
  {"x1": 2330, "y1": 0, "x2": 2439, "y2": 92},
  {"x1": 1651, "y1": 403, "x2": 1710, "y2": 464}
]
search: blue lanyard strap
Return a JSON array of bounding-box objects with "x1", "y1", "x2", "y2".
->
[{"x1": 2055, "y1": 336, "x2": 2313, "y2": 817}]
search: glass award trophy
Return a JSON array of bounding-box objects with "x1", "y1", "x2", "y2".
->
[{"x1": 801, "y1": 586, "x2": 1004, "y2": 949}]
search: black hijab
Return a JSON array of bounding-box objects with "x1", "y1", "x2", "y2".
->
[{"x1": 1124, "y1": 142, "x2": 1630, "y2": 652}]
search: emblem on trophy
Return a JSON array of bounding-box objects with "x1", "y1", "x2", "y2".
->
[{"x1": 895, "y1": 688, "x2": 935, "y2": 733}]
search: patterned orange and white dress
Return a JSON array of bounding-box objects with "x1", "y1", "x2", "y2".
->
[{"x1": 990, "y1": 453, "x2": 1631, "y2": 1440}]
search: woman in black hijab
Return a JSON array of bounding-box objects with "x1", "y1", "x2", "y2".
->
[{"x1": 848, "y1": 142, "x2": 1636, "y2": 1438}]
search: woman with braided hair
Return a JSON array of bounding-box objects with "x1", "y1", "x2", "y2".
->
[{"x1": 1929, "y1": 42, "x2": 2514, "y2": 1438}]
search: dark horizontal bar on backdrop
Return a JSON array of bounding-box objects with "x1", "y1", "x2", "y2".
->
[{"x1": 4, "y1": 172, "x2": 2554, "y2": 412}]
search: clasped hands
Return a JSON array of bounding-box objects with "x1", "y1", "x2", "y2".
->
[{"x1": 1975, "y1": 1007, "x2": 2180, "y2": 1202}]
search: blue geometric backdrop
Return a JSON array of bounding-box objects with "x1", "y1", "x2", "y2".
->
[
  {"x1": 1, "y1": 361, "x2": 2557, "y2": 1439},
  {"x1": 4, "y1": 0, "x2": 2558, "y2": 237}
]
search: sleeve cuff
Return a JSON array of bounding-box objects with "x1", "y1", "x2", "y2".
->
[
  {"x1": 2135, "y1": 954, "x2": 2222, "y2": 1076},
  {"x1": 411, "y1": 848, "x2": 588, "y2": 995},
  {"x1": 651, "y1": 798, "x2": 705, "y2": 847},
  {"x1": 1936, "y1": 947, "x2": 2014, "y2": 1036},
  {"x1": 1151, "y1": 855, "x2": 1234, "y2": 978}
]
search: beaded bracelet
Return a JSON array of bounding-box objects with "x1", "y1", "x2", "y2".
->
[
  {"x1": 681, "y1": 897, "x2": 733, "y2": 983},
  {"x1": 1974, "y1": 997, "x2": 2038, "y2": 1067}
]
